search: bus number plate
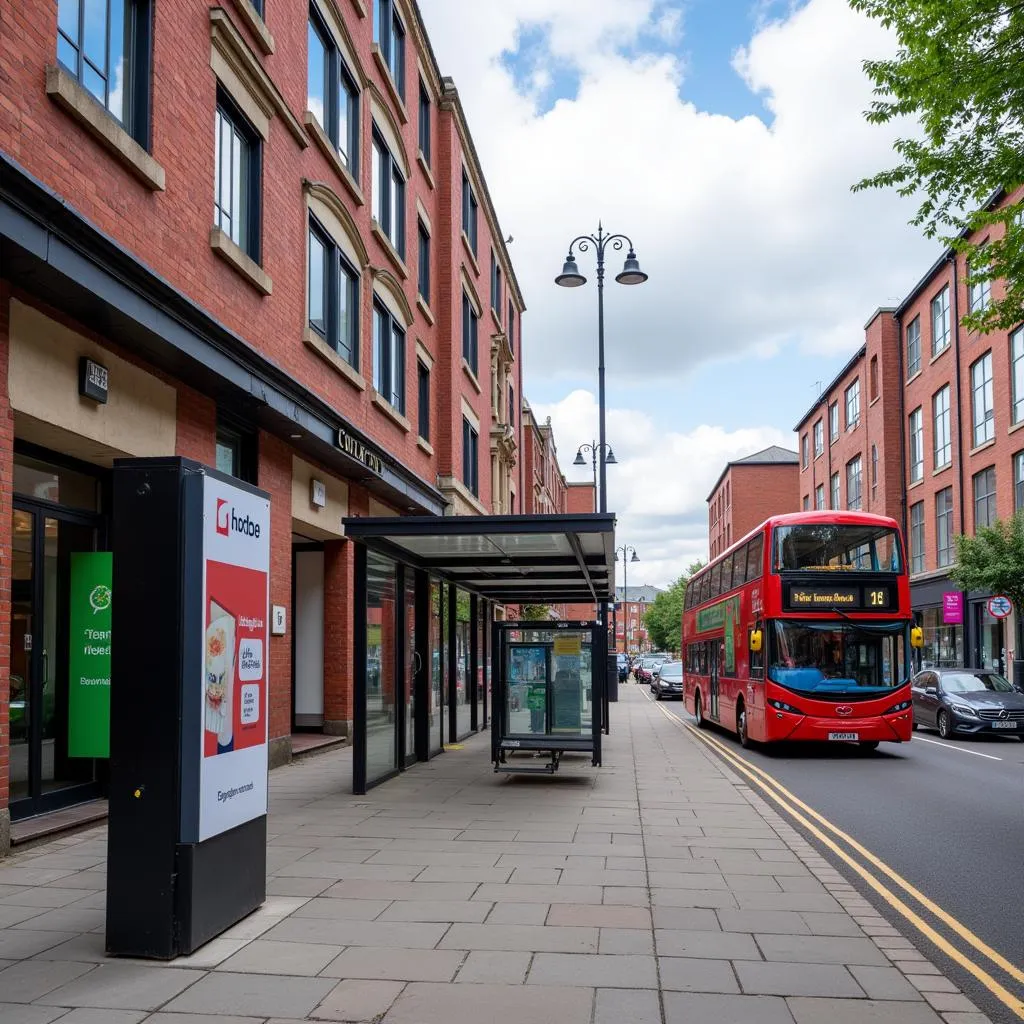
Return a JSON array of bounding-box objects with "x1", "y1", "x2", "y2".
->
[{"x1": 828, "y1": 732, "x2": 859, "y2": 741}]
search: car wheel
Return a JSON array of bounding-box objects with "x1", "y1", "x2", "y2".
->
[
  {"x1": 737, "y1": 703, "x2": 752, "y2": 748},
  {"x1": 694, "y1": 692, "x2": 706, "y2": 728},
  {"x1": 937, "y1": 709, "x2": 953, "y2": 739},
  {"x1": 859, "y1": 740, "x2": 880, "y2": 751}
]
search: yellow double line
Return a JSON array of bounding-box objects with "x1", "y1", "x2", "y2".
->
[{"x1": 649, "y1": 697, "x2": 1024, "y2": 1019}]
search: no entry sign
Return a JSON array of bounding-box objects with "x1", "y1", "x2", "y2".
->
[{"x1": 988, "y1": 595, "x2": 1012, "y2": 619}]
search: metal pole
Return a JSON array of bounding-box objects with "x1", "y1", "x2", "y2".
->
[{"x1": 596, "y1": 242, "x2": 608, "y2": 515}]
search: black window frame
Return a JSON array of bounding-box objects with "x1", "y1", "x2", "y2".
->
[
  {"x1": 418, "y1": 76, "x2": 431, "y2": 164},
  {"x1": 307, "y1": 7, "x2": 361, "y2": 180},
  {"x1": 375, "y1": 0, "x2": 406, "y2": 99},
  {"x1": 909, "y1": 501, "x2": 925, "y2": 574},
  {"x1": 417, "y1": 359, "x2": 430, "y2": 442},
  {"x1": 973, "y1": 466, "x2": 997, "y2": 530},
  {"x1": 462, "y1": 416, "x2": 479, "y2": 497},
  {"x1": 57, "y1": 0, "x2": 152, "y2": 146},
  {"x1": 971, "y1": 351, "x2": 994, "y2": 447},
  {"x1": 508, "y1": 300, "x2": 515, "y2": 352},
  {"x1": 936, "y1": 486, "x2": 954, "y2": 567},
  {"x1": 906, "y1": 315, "x2": 921, "y2": 378},
  {"x1": 508, "y1": 384, "x2": 515, "y2": 430},
  {"x1": 490, "y1": 250, "x2": 503, "y2": 316},
  {"x1": 908, "y1": 406, "x2": 924, "y2": 483},
  {"x1": 307, "y1": 214, "x2": 360, "y2": 368},
  {"x1": 372, "y1": 127, "x2": 406, "y2": 258},
  {"x1": 417, "y1": 219, "x2": 430, "y2": 304},
  {"x1": 216, "y1": 417, "x2": 258, "y2": 485},
  {"x1": 462, "y1": 169, "x2": 478, "y2": 254},
  {"x1": 846, "y1": 455, "x2": 862, "y2": 511},
  {"x1": 214, "y1": 87, "x2": 263, "y2": 263},
  {"x1": 845, "y1": 379, "x2": 860, "y2": 429},
  {"x1": 462, "y1": 291, "x2": 479, "y2": 376},
  {"x1": 1015, "y1": 451, "x2": 1024, "y2": 512},
  {"x1": 933, "y1": 385, "x2": 952, "y2": 469},
  {"x1": 372, "y1": 299, "x2": 406, "y2": 414},
  {"x1": 931, "y1": 285, "x2": 950, "y2": 355}
]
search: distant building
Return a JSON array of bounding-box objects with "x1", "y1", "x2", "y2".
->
[
  {"x1": 615, "y1": 584, "x2": 663, "y2": 653},
  {"x1": 707, "y1": 446, "x2": 799, "y2": 559}
]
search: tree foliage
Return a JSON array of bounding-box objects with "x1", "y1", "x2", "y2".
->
[
  {"x1": 949, "y1": 513, "x2": 1024, "y2": 616},
  {"x1": 850, "y1": 0, "x2": 1024, "y2": 332},
  {"x1": 520, "y1": 603, "x2": 555, "y2": 621},
  {"x1": 642, "y1": 560, "x2": 705, "y2": 655}
]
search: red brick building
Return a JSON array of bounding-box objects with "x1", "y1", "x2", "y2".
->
[
  {"x1": 614, "y1": 585, "x2": 662, "y2": 654},
  {"x1": 0, "y1": 0, "x2": 526, "y2": 850},
  {"x1": 707, "y1": 446, "x2": 799, "y2": 559},
  {"x1": 521, "y1": 403, "x2": 567, "y2": 515}
]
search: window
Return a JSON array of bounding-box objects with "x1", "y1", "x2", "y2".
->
[
  {"x1": 908, "y1": 407, "x2": 923, "y2": 483},
  {"x1": 216, "y1": 420, "x2": 257, "y2": 484},
  {"x1": 417, "y1": 360, "x2": 430, "y2": 440},
  {"x1": 418, "y1": 77, "x2": 431, "y2": 164},
  {"x1": 1012, "y1": 327, "x2": 1024, "y2": 425},
  {"x1": 372, "y1": 129, "x2": 405, "y2": 257},
  {"x1": 308, "y1": 218, "x2": 359, "y2": 366},
  {"x1": 802, "y1": 495, "x2": 810, "y2": 511},
  {"x1": 417, "y1": 220, "x2": 430, "y2": 303},
  {"x1": 829, "y1": 401, "x2": 839, "y2": 442},
  {"x1": 973, "y1": 466, "x2": 997, "y2": 530},
  {"x1": 251, "y1": 0, "x2": 264, "y2": 13},
  {"x1": 909, "y1": 502, "x2": 925, "y2": 574},
  {"x1": 845, "y1": 379, "x2": 860, "y2": 429},
  {"x1": 815, "y1": 484, "x2": 825, "y2": 510},
  {"x1": 969, "y1": 246, "x2": 991, "y2": 313},
  {"x1": 462, "y1": 292, "x2": 479, "y2": 375},
  {"x1": 813, "y1": 420, "x2": 823, "y2": 458},
  {"x1": 508, "y1": 301, "x2": 515, "y2": 353},
  {"x1": 374, "y1": 0, "x2": 406, "y2": 99},
  {"x1": 971, "y1": 352, "x2": 994, "y2": 447},
  {"x1": 214, "y1": 93, "x2": 261, "y2": 261},
  {"x1": 846, "y1": 455, "x2": 862, "y2": 510},
  {"x1": 490, "y1": 250, "x2": 503, "y2": 316},
  {"x1": 871, "y1": 443, "x2": 879, "y2": 494},
  {"x1": 508, "y1": 385, "x2": 515, "y2": 429},
  {"x1": 462, "y1": 417, "x2": 479, "y2": 496},
  {"x1": 933, "y1": 385, "x2": 951, "y2": 469},
  {"x1": 57, "y1": 0, "x2": 149, "y2": 140},
  {"x1": 373, "y1": 301, "x2": 405, "y2": 413},
  {"x1": 830, "y1": 472, "x2": 840, "y2": 510},
  {"x1": 307, "y1": 11, "x2": 360, "y2": 178},
  {"x1": 936, "y1": 487, "x2": 954, "y2": 567},
  {"x1": 931, "y1": 286, "x2": 950, "y2": 355},
  {"x1": 801, "y1": 433, "x2": 809, "y2": 469},
  {"x1": 870, "y1": 355, "x2": 879, "y2": 400},
  {"x1": 1015, "y1": 451, "x2": 1024, "y2": 512},
  {"x1": 905, "y1": 316, "x2": 921, "y2": 377},
  {"x1": 462, "y1": 169, "x2": 478, "y2": 254}
]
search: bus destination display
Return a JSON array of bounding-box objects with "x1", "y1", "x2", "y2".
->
[{"x1": 784, "y1": 584, "x2": 892, "y2": 611}]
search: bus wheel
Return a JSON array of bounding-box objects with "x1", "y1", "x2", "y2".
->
[
  {"x1": 859, "y1": 740, "x2": 880, "y2": 752},
  {"x1": 737, "y1": 703, "x2": 752, "y2": 748},
  {"x1": 694, "y1": 692, "x2": 706, "y2": 728}
]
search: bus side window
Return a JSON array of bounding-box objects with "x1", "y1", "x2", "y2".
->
[{"x1": 749, "y1": 620, "x2": 764, "y2": 679}]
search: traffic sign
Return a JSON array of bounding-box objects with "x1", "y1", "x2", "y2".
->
[{"x1": 987, "y1": 595, "x2": 1012, "y2": 619}]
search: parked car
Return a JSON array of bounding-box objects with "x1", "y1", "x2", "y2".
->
[
  {"x1": 617, "y1": 653, "x2": 630, "y2": 683},
  {"x1": 654, "y1": 660, "x2": 683, "y2": 700},
  {"x1": 911, "y1": 668, "x2": 1024, "y2": 739},
  {"x1": 646, "y1": 655, "x2": 671, "y2": 691},
  {"x1": 635, "y1": 656, "x2": 659, "y2": 687}
]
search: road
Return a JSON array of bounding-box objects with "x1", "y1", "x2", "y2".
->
[{"x1": 642, "y1": 685, "x2": 1024, "y2": 1023}]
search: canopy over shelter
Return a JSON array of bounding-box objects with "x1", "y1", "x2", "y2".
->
[{"x1": 343, "y1": 513, "x2": 616, "y2": 604}]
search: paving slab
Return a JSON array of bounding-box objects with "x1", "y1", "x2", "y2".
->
[
  {"x1": 216, "y1": 938, "x2": 342, "y2": 975},
  {"x1": 656, "y1": 927, "x2": 761, "y2": 960},
  {"x1": 755, "y1": 933, "x2": 889, "y2": 966},
  {"x1": 594, "y1": 988, "x2": 662, "y2": 1024},
  {"x1": 527, "y1": 952, "x2": 658, "y2": 988},
  {"x1": 162, "y1": 971, "x2": 336, "y2": 1017},
  {"x1": 0, "y1": 958, "x2": 96, "y2": 1001},
  {"x1": 735, "y1": 961, "x2": 865, "y2": 998},
  {"x1": 35, "y1": 962, "x2": 201, "y2": 1010},
  {"x1": 455, "y1": 950, "x2": 531, "y2": 984},
  {"x1": 663, "y1": 991, "x2": 797, "y2": 1023},
  {"x1": 546, "y1": 903, "x2": 650, "y2": 929},
  {"x1": 322, "y1": 947, "x2": 465, "y2": 982},
  {"x1": 381, "y1": 982, "x2": 594, "y2": 1024},
  {"x1": 658, "y1": 955, "x2": 741, "y2": 993},
  {"x1": 0, "y1": 1006, "x2": 76, "y2": 1023},
  {"x1": 786, "y1": 996, "x2": 945, "y2": 1023},
  {"x1": 309, "y1": 979, "x2": 406, "y2": 1021},
  {"x1": 440, "y1": 923, "x2": 597, "y2": 953},
  {"x1": 48, "y1": 1010, "x2": 147, "y2": 1023}
]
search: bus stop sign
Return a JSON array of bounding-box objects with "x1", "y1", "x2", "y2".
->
[{"x1": 988, "y1": 595, "x2": 1012, "y2": 619}]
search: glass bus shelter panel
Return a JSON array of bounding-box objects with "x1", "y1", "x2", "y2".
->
[{"x1": 505, "y1": 630, "x2": 593, "y2": 738}]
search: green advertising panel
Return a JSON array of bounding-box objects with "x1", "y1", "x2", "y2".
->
[{"x1": 68, "y1": 552, "x2": 112, "y2": 759}]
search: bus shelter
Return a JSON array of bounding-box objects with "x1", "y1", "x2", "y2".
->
[{"x1": 343, "y1": 514, "x2": 615, "y2": 792}]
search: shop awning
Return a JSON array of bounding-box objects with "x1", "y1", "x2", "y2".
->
[{"x1": 343, "y1": 514, "x2": 616, "y2": 604}]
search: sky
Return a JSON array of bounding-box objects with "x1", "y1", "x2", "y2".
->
[{"x1": 417, "y1": 0, "x2": 935, "y2": 590}]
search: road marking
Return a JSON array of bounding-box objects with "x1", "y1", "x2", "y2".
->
[
  {"x1": 646, "y1": 696, "x2": 1024, "y2": 1019},
  {"x1": 913, "y1": 736, "x2": 1002, "y2": 761}
]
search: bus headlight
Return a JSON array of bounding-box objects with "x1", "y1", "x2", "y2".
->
[
  {"x1": 768, "y1": 699, "x2": 802, "y2": 714},
  {"x1": 882, "y1": 699, "x2": 912, "y2": 714}
]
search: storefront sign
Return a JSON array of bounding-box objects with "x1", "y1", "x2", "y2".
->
[
  {"x1": 988, "y1": 595, "x2": 1012, "y2": 619},
  {"x1": 199, "y1": 475, "x2": 270, "y2": 842},
  {"x1": 68, "y1": 552, "x2": 112, "y2": 758},
  {"x1": 943, "y1": 591, "x2": 963, "y2": 624},
  {"x1": 78, "y1": 356, "x2": 109, "y2": 403},
  {"x1": 336, "y1": 428, "x2": 384, "y2": 476}
]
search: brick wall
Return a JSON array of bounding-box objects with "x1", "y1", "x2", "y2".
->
[{"x1": 710, "y1": 463, "x2": 799, "y2": 559}]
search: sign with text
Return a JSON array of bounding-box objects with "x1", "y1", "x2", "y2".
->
[
  {"x1": 199, "y1": 475, "x2": 270, "y2": 842},
  {"x1": 783, "y1": 584, "x2": 893, "y2": 612},
  {"x1": 337, "y1": 427, "x2": 384, "y2": 476},
  {"x1": 943, "y1": 591, "x2": 963, "y2": 624},
  {"x1": 988, "y1": 595, "x2": 1012, "y2": 619},
  {"x1": 68, "y1": 552, "x2": 112, "y2": 758}
]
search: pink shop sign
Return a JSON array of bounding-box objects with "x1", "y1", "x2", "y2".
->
[{"x1": 943, "y1": 592, "x2": 963, "y2": 625}]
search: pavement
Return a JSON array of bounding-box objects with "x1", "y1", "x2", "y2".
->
[{"x1": 0, "y1": 685, "x2": 997, "y2": 1024}]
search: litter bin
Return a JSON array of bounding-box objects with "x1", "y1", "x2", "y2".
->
[{"x1": 607, "y1": 653, "x2": 619, "y2": 702}]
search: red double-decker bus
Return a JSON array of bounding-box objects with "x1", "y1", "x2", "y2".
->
[{"x1": 682, "y1": 511, "x2": 921, "y2": 750}]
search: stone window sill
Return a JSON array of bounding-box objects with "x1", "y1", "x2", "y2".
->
[
  {"x1": 969, "y1": 438, "x2": 996, "y2": 457},
  {"x1": 210, "y1": 227, "x2": 272, "y2": 295},
  {"x1": 461, "y1": 232, "x2": 480, "y2": 276},
  {"x1": 462, "y1": 360, "x2": 482, "y2": 394},
  {"x1": 231, "y1": 0, "x2": 275, "y2": 54},
  {"x1": 906, "y1": 370, "x2": 922, "y2": 386},
  {"x1": 417, "y1": 436, "x2": 434, "y2": 455},
  {"x1": 371, "y1": 45, "x2": 409, "y2": 124},
  {"x1": 46, "y1": 65, "x2": 165, "y2": 191},
  {"x1": 304, "y1": 111, "x2": 364, "y2": 206},
  {"x1": 417, "y1": 150, "x2": 435, "y2": 190},
  {"x1": 933, "y1": 462, "x2": 952, "y2": 477},
  {"x1": 303, "y1": 327, "x2": 366, "y2": 391},
  {"x1": 371, "y1": 222, "x2": 409, "y2": 280},
  {"x1": 417, "y1": 294, "x2": 435, "y2": 325},
  {"x1": 931, "y1": 343, "x2": 951, "y2": 365},
  {"x1": 372, "y1": 391, "x2": 411, "y2": 432},
  {"x1": 1009, "y1": 419, "x2": 1024, "y2": 436}
]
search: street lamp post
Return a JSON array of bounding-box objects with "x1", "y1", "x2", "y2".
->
[
  {"x1": 574, "y1": 441, "x2": 616, "y2": 511},
  {"x1": 556, "y1": 224, "x2": 647, "y2": 516},
  {"x1": 616, "y1": 546, "x2": 639, "y2": 656}
]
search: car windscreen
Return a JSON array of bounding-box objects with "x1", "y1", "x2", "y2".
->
[
  {"x1": 773, "y1": 523, "x2": 901, "y2": 573},
  {"x1": 942, "y1": 672, "x2": 1016, "y2": 694},
  {"x1": 659, "y1": 663, "x2": 683, "y2": 680}
]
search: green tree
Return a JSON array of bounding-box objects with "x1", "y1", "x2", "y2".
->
[
  {"x1": 520, "y1": 603, "x2": 555, "y2": 621},
  {"x1": 642, "y1": 561, "x2": 705, "y2": 655},
  {"x1": 850, "y1": 0, "x2": 1024, "y2": 332},
  {"x1": 949, "y1": 513, "x2": 1024, "y2": 617}
]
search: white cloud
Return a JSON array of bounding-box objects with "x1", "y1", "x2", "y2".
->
[{"x1": 533, "y1": 390, "x2": 789, "y2": 587}]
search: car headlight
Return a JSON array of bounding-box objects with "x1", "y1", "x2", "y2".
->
[
  {"x1": 768, "y1": 698, "x2": 802, "y2": 714},
  {"x1": 949, "y1": 704, "x2": 978, "y2": 717},
  {"x1": 883, "y1": 699, "x2": 913, "y2": 714}
]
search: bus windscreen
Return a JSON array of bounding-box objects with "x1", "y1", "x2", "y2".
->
[{"x1": 773, "y1": 524, "x2": 901, "y2": 574}]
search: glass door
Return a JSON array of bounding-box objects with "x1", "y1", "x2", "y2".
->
[{"x1": 403, "y1": 571, "x2": 416, "y2": 766}]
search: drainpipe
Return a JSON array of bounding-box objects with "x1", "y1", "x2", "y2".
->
[
  {"x1": 895, "y1": 310, "x2": 907, "y2": 541},
  {"x1": 950, "y1": 254, "x2": 969, "y2": 664}
]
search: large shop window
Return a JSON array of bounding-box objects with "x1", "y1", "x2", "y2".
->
[
  {"x1": 307, "y1": 8, "x2": 360, "y2": 179},
  {"x1": 215, "y1": 91, "x2": 262, "y2": 262},
  {"x1": 366, "y1": 552, "x2": 398, "y2": 785},
  {"x1": 372, "y1": 129, "x2": 406, "y2": 258},
  {"x1": 455, "y1": 589, "x2": 472, "y2": 738},
  {"x1": 430, "y1": 581, "x2": 444, "y2": 755},
  {"x1": 57, "y1": 0, "x2": 151, "y2": 142},
  {"x1": 373, "y1": 301, "x2": 406, "y2": 414},
  {"x1": 308, "y1": 216, "x2": 360, "y2": 368}
]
